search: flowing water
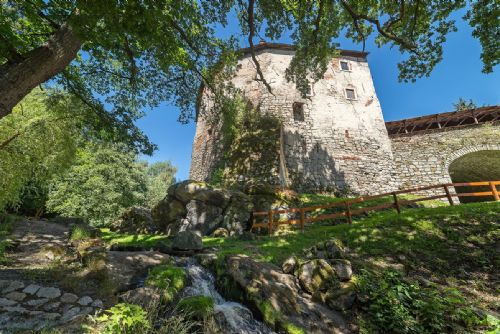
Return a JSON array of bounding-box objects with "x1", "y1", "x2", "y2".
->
[{"x1": 178, "y1": 258, "x2": 275, "y2": 334}]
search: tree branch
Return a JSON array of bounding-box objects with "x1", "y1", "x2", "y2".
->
[
  {"x1": 340, "y1": 0, "x2": 418, "y2": 54},
  {"x1": 246, "y1": 0, "x2": 274, "y2": 95}
]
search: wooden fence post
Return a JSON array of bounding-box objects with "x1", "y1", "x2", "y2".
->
[
  {"x1": 490, "y1": 182, "x2": 500, "y2": 201},
  {"x1": 344, "y1": 201, "x2": 352, "y2": 224},
  {"x1": 443, "y1": 185, "x2": 454, "y2": 206},
  {"x1": 268, "y1": 211, "x2": 273, "y2": 236},
  {"x1": 300, "y1": 208, "x2": 305, "y2": 232},
  {"x1": 392, "y1": 192, "x2": 401, "y2": 214}
]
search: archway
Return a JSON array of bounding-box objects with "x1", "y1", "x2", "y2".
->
[{"x1": 448, "y1": 150, "x2": 500, "y2": 203}]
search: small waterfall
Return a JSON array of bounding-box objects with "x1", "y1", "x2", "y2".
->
[{"x1": 179, "y1": 258, "x2": 275, "y2": 334}]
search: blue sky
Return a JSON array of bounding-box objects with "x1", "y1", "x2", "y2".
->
[{"x1": 137, "y1": 13, "x2": 499, "y2": 181}]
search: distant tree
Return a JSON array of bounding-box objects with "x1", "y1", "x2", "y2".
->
[
  {"x1": 46, "y1": 143, "x2": 148, "y2": 226},
  {"x1": 144, "y1": 161, "x2": 177, "y2": 208},
  {"x1": 0, "y1": 89, "x2": 83, "y2": 211},
  {"x1": 453, "y1": 98, "x2": 477, "y2": 111}
]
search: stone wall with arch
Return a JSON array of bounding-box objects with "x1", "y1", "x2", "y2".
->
[{"x1": 390, "y1": 123, "x2": 500, "y2": 192}]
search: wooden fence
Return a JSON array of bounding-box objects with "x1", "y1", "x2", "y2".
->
[{"x1": 251, "y1": 181, "x2": 500, "y2": 235}]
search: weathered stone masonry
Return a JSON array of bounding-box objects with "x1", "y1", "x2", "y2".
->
[{"x1": 190, "y1": 43, "x2": 500, "y2": 195}]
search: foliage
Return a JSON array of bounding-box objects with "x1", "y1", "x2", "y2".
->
[
  {"x1": 145, "y1": 265, "x2": 187, "y2": 303},
  {"x1": 144, "y1": 161, "x2": 177, "y2": 208},
  {"x1": 0, "y1": 89, "x2": 83, "y2": 211},
  {"x1": 0, "y1": 213, "x2": 16, "y2": 264},
  {"x1": 96, "y1": 303, "x2": 150, "y2": 334},
  {"x1": 46, "y1": 142, "x2": 148, "y2": 226},
  {"x1": 356, "y1": 270, "x2": 483, "y2": 333},
  {"x1": 69, "y1": 225, "x2": 92, "y2": 241},
  {"x1": 453, "y1": 97, "x2": 477, "y2": 111},
  {"x1": 177, "y1": 296, "x2": 215, "y2": 319}
]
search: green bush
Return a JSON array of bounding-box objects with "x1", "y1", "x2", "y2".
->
[
  {"x1": 357, "y1": 270, "x2": 486, "y2": 334},
  {"x1": 96, "y1": 303, "x2": 150, "y2": 334},
  {"x1": 69, "y1": 224, "x2": 92, "y2": 241},
  {"x1": 145, "y1": 265, "x2": 187, "y2": 303},
  {"x1": 177, "y1": 296, "x2": 214, "y2": 319}
]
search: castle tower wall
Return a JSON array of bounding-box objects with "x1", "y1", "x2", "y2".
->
[{"x1": 190, "y1": 46, "x2": 399, "y2": 195}]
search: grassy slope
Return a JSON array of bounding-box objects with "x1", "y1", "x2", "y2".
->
[
  {"x1": 204, "y1": 202, "x2": 500, "y2": 311},
  {"x1": 101, "y1": 202, "x2": 499, "y2": 312}
]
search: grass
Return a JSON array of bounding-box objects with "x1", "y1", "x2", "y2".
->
[
  {"x1": 177, "y1": 296, "x2": 214, "y2": 319},
  {"x1": 100, "y1": 228, "x2": 171, "y2": 248},
  {"x1": 69, "y1": 224, "x2": 92, "y2": 241},
  {"x1": 145, "y1": 265, "x2": 187, "y2": 303}
]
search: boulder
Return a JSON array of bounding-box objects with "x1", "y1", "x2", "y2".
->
[
  {"x1": 219, "y1": 255, "x2": 349, "y2": 334},
  {"x1": 298, "y1": 259, "x2": 337, "y2": 294},
  {"x1": 105, "y1": 251, "x2": 171, "y2": 292},
  {"x1": 151, "y1": 196, "x2": 187, "y2": 229},
  {"x1": 119, "y1": 287, "x2": 162, "y2": 308},
  {"x1": 184, "y1": 200, "x2": 223, "y2": 235},
  {"x1": 313, "y1": 282, "x2": 357, "y2": 312},
  {"x1": 282, "y1": 256, "x2": 298, "y2": 274},
  {"x1": 172, "y1": 231, "x2": 203, "y2": 251},
  {"x1": 220, "y1": 192, "x2": 253, "y2": 234},
  {"x1": 331, "y1": 259, "x2": 352, "y2": 281},
  {"x1": 211, "y1": 228, "x2": 229, "y2": 238},
  {"x1": 111, "y1": 207, "x2": 156, "y2": 234},
  {"x1": 170, "y1": 180, "x2": 230, "y2": 207}
]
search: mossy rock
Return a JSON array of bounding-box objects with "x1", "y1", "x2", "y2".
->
[
  {"x1": 297, "y1": 259, "x2": 339, "y2": 294},
  {"x1": 145, "y1": 265, "x2": 187, "y2": 303},
  {"x1": 177, "y1": 296, "x2": 214, "y2": 319}
]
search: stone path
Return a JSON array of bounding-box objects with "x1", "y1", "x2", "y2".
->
[{"x1": 0, "y1": 219, "x2": 103, "y2": 332}]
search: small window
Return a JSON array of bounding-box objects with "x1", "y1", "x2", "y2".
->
[
  {"x1": 340, "y1": 60, "x2": 350, "y2": 71},
  {"x1": 345, "y1": 88, "x2": 356, "y2": 100},
  {"x1": 293, "y1": 102, "x2": 305, "y2": 122}
]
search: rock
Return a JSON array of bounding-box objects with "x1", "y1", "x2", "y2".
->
[
  {"x1": 212, "y1": 227, "x2": 229, "y2": 238},
  {"x1": 152, "y1": 196, "x2": 187, "y2": 229},
  {"x1": 3, "y1": 305, "x2": 28, "y2": 313},
  {"x1": 60, "y1": 293, "x2": 78, "y2": 304},
  {"x1": 41, "y1": 244, "x2": 66, "y2": 261},
  {"x1": 105, "y1": 251, "x2": 171, "y2": 292},
  {"x1": 42, "y1": 312, "x2": 61, "y2": 321},
  {"x1": 195, "y1": 253, "x2": 218, "y2": 268},
  {"x1": 77, "y1": 296, "x2": 93, "y2": 306},
  {"x1": 43, "y1": 301, "x2": 61, "y2": 311},
  {"x1": 36, "y1": 287, "x2": 61, "y2": 299},
  {"x1": 22, "y1": 284, "x2": 40, "y2": 295},
  {"x1": 0, "y1": 280, "x2": 10, "y2": 290},
  {"x1": 5, "y1": 291, "x2": 26, "y2": 302},
  {"x1": 170, "y1": 180, "x2": 230, "y2": 206},
  {"x1": 91, "y1": 299, "x2": 103, "y2": 308},
  {"x1": 26, "y1": 298, "x2": 49, "y2": 307},
  {"x1": 220, "y1": 192, "x2": 253, "y2": 234},
  {"x1": 2, "y1": 281, "x2": 25, "y2": 294},
  {"x1": 60, "y1": 306, "x2": 82, "y2": 323},
  {"x1": 324, "y1": 239, "x2": 346, "y2": 259},
  {"x1": 119, "y1": 287, "x2": 161, "y2": 308},
  {"x1": 282, "y1": 256, "x2": 298, "y2": 274},
  {"x1": 172, "y1": 230, "x2": 203, "y2": 251},
  {"x1": 298, "y1": 259, "x2": 337, "y2": 294},
  {"x1": 314, "y1": 282, "x2": 357, "y2": 312},
  {"x1": 0, "y1": 297, "x2": 17, "y2": 307},
  {"x1": 184, "y1": 200, "x2": 224, "y2": 235},
  {"x1": 220, "y1": 254, "x2": 349, "y2": 334},
  {"x1": 111, "y1": 206, "x2": 156, "y2": 234},
  {"x1": 331, "y1": 259, "x2": 352, "y2": 281}
]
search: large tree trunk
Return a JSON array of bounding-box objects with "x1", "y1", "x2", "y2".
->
[{"x1": 0, "y1": 22, "x2": 81, "y2": 119}]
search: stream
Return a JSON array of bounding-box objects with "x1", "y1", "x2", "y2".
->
[{"x1": 177, "y1": 258, "x2": 275, "y2": 334}]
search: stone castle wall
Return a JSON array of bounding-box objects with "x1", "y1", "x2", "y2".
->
[
  {"x1": 190, "y1": 48, "x2": 399, "y2": 195},
  {"x1": 390, "y1": 124, "x2": 500, "y2": 193}
]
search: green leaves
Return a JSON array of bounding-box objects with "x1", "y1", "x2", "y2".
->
[{"x1": 97, "y1": 303, "x2": 150, "y2": 334}]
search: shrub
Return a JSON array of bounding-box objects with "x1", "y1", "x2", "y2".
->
[
  {"x1": 177, "y1": 296, "x2": 214, "y2": 319},
  {"x1": 96, "y1": 303, "x2": 150, "y2": 334},
  {"x1": 356, "y1": 270, "x2": 485, "y2": 334},
  {"x1": 145, "y1": 265, "x2": 187, "y2": 303}
]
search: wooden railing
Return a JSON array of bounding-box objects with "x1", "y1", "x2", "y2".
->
[{"x1": 251, "y1": 181, "x2": 500, "y2": 235}]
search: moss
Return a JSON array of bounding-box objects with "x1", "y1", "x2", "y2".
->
[
  {"x1": 256, "y1": 300, "x2": 280, "y2": 327},
  {"x1": 282, "y1": 322, "x2": 306, "y2": 334},
  {"x1": 177, "y1": 296, "x2": 214, "y2": 319},
  {"x1": 145, "y1": 265, "x2": 187, "y2": 303}
]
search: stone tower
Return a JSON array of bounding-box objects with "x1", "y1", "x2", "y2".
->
[{"x1": 190, "y1": 43, "x2": 399, "y2": 195}]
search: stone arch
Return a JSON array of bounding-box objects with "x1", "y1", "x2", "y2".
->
[{"x1": 443, "y1": 144, "x2": 500, "y2": 173}]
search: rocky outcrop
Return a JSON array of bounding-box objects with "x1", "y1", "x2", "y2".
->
[
  {"x1": 152, "y1": 180, "x2": 254, "y2": 236},
  {"x1": 215, "y1": 254, "x2": 350, "y2": 334},
  {"x1": 172, "y1": 231, "x2": 203, "y2": 251},
  {"x1": 110, "y1": 207, "x2": 156, "y2": 234},
  {"x1": 105, "y1": 251, "x2": 171, "y2": 292}
]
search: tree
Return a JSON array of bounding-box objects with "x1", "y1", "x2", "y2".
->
[
  {"x1": 453, "y1": 97, "x2": 477, "y2": 111},
  {"x1": 46, "y1": 143, "x2": 148, "y2": 226},
  {"x1": 144, "y1": 161, "x2": 177, "y2": 208},
  {"x1": 0, "y1": 88, "x2": 82, "y2": 211},
  {"x1": 1, "y1": 1, "x2": 497, "y2": 132}
]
